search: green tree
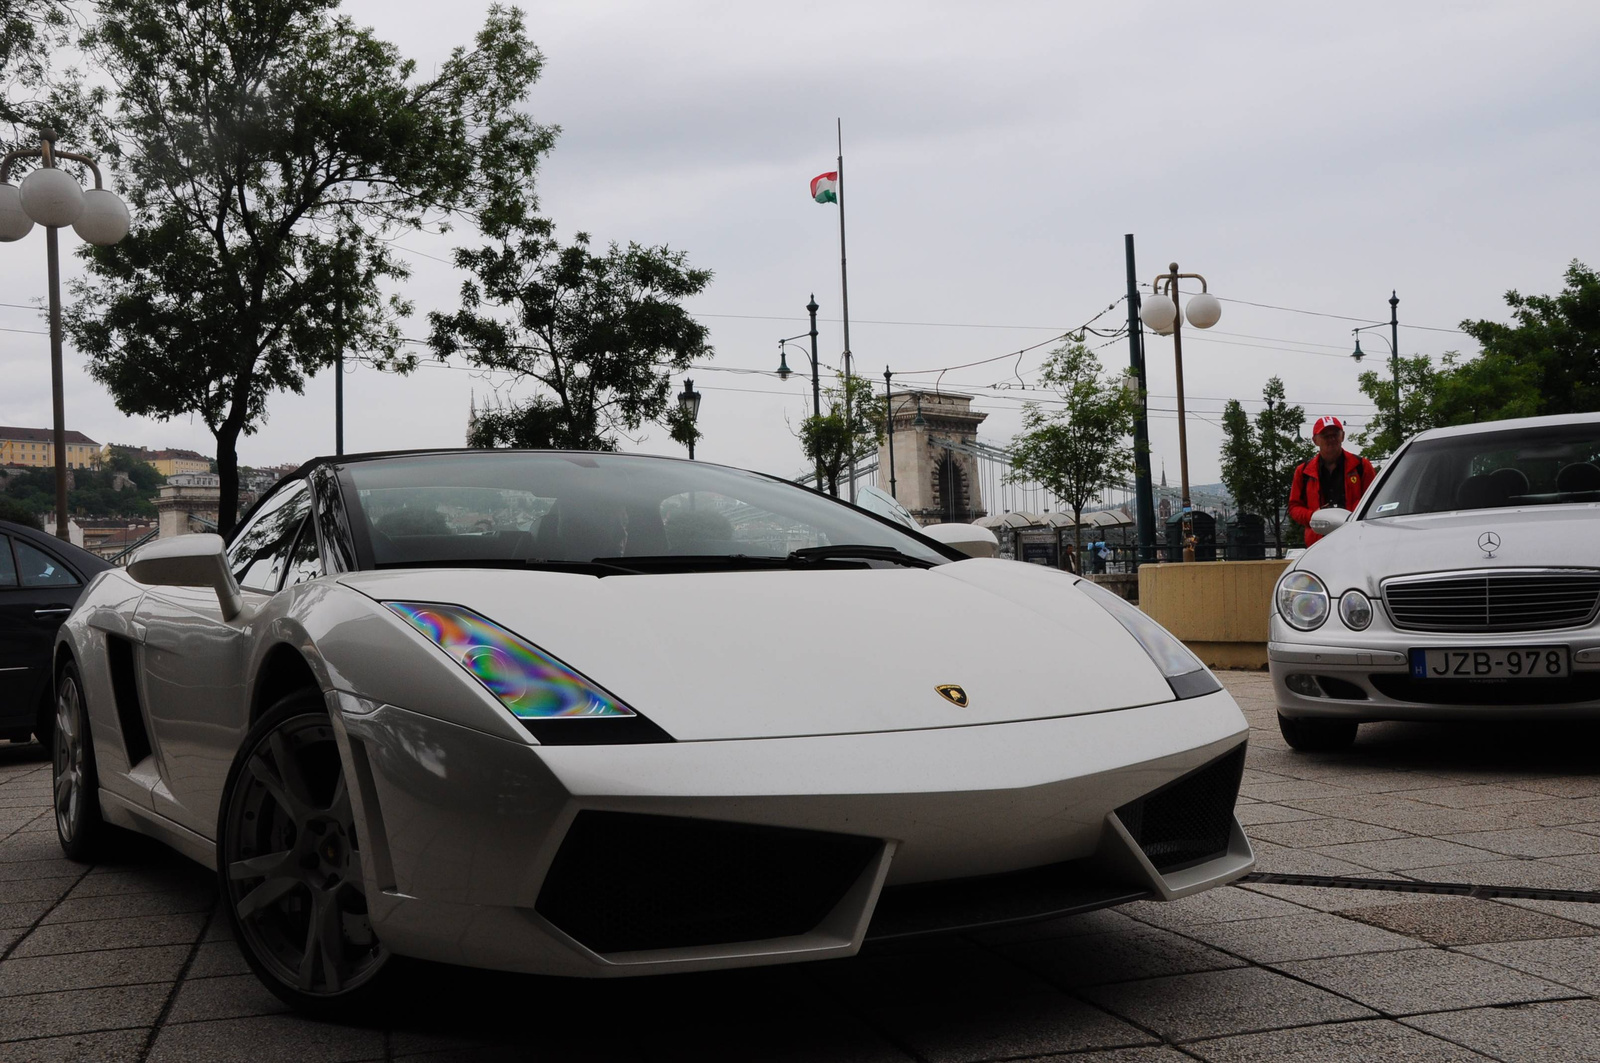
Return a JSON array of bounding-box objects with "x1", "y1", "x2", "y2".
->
[
  {"x1": 799, "y1": 373, "x2": 883, "y2": 498},
  {"x1": 0, "y1": 494, "x2": 44, "y2": 529},
  {"x1": 0, "y1": 0, "x2": 71, "y2": 132},
  {"x1": 1216, "y1": 378, "x2": 1304, "y2": 557},
  {"x1": 1353, "y1": 354, "x2": 1443, "y2": 458},
  {"x1": 434, "y1": 222, "x2": 712, "y2": 451},
  {"x1": 1451, "y1": 260, "x2": 1600, "y2": 420},
  {"x1": 1005, "y1": 342, "x2": 1138, "y2": 557},
  {"x1": 66, "y1": 1, "x2": 554, "y2": 534},
  {"x1": 1255, "y1": 377, "x2": 1305, "y2": 555},
  {"x1": 1219, "y1": 398, "x2": 1265, "y2": 526}
]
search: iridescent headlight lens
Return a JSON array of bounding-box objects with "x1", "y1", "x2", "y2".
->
[
  {"x1": 385, "y1": 602, "x2": 635, "y2": 719},
  {"x1": 1277, "y1": 571, "x2": 1329, "y2": 631},
  {"x1": 1339, "y1": 589, "x2": 1373, "y2": 631}
]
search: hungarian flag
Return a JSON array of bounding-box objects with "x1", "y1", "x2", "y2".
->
[{"x1": 810, "y1": 172, "x2": 838, "y2": 204}]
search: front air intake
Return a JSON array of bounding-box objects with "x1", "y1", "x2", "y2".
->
[
  {"x1": 536, "y1": 811, "x2": 881, "y2": 954},
  {"x1": 1115, "y1": 744, "x2": 1246, "y2": 873}
]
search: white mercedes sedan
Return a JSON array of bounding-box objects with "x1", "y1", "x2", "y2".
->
[
  {"x1": 1270, "y1": 412, "x2": 1600, "y2": 751},
  {"x1": 51, "y1": 449, "x2": 1254, "y2": 1013}
]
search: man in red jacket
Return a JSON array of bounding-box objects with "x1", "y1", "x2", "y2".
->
[{"x1": 1288, "y1": 415, "x2": 1377, "y2": 546}]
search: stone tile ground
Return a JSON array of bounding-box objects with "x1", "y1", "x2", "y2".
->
[{"x1": 2, "y1": 672, "x2": 1599, "y2": 1060}]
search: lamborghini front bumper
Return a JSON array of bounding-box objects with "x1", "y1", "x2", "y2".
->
[{"x1": 329, "y1": 689, "x2": 1254, "y2": 978}]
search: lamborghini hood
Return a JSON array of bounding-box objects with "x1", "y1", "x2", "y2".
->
[{"x1": 338, "y1": 559, "x2": 1179, "y2": 742}]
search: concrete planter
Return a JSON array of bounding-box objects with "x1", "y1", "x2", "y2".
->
[{"x1": 1137, "y1": 560, "x2": 1290, "y2": 670}]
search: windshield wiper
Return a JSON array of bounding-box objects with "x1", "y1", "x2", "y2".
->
[
  {"x1": 786, "y1": 544, "x2": 936, "y2": 568},
  {"x1": 373, "y1": 558, "x2": 641, "y2": 576},
  {"x1": 600, "y1": 554, "x2": 795, "y2": 572}
]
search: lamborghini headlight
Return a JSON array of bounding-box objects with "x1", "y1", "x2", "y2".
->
[
  {"x1": 385, "y1": 601, "x2": 635, "y2": 719},
  {"x1": 1277, "y1": 571, "x2": 1330, "y2": 631},
  {"x1": 1075, "y1": 578, "x2": 1221, "y2": 699}
]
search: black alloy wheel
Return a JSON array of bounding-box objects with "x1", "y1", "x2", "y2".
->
[
  {"x1": 53, "y1": 661, "x2": 106, "y2": 861},
  {"x1": 218, "y1": 691, "x2": 394, "y2": 1014},
  {"x1": 1277, "y1": 712, "x2": 1359, "y2": 752}
]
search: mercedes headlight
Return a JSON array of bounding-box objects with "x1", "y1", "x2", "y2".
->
[
  {"x1": 1075, "y1": 578, "x2": 1221, "y2": 699},
  {"x1": 1338, "y1": 589, "x2": 1373, "y2": 631},
  {"x1": 386, "y1": 601, "x2": 635, "y2": 719},
  {"x1": 1277, "y1": 572, "x2": 1330, "y2": 631}
]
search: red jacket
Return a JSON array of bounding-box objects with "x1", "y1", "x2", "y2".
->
[{"x1": 1289, "y1": 449, "x2": 1377, "y2": 545}]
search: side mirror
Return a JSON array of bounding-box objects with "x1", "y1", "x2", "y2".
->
[
  {"x1": 1308, "y1": 508, "x2": 1354, "y2": 537},
  {"x1": 127, "y1": 534, "x2": 245, "y2": 620},
  {"x1": 921, "y1": 522, "x2": 999, "y2": 559}
]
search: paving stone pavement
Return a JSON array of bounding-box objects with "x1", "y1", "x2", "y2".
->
[{"x1": 3, "y1": 671, "x2": 1600, "y2": 1061}]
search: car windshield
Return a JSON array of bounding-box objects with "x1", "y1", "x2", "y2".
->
[
  {"x1": 1363, "y1": 422, "x2": 1600, "y2": 519},
  {"x1": 339, "y1": 452, "x2": 951, "y2": 569}
]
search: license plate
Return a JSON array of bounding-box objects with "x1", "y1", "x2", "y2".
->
[{"x1": 1410, "y1": 647, "x2": 1570, "y2": 679}]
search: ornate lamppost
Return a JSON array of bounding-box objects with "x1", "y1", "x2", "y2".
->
[
  {"x1": 1351, "y1": 291, "x2": 1402, "y2": 436},
  {"x1": 776, "y1": 295, "x2": 823, "y2": 490},
  {"x1": 677, "y1": 378, "x2": 702, "y2": 460},
  {"x1": 0, "y1": 128, "x2": 131, "y2": 541},
  {"x1": 1139, "y1": 262, "x2": 1222, "y2": 563}
]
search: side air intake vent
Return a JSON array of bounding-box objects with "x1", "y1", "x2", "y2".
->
[
  {"x1": 105, "y1": 635, "x2": 152, "y2": 766},
  {"x1": 536, "y1": 812, "x2": 880, "y2": 954},
  {"x1": 1116, "y1": 744, "x2": 1245, "y2": 873}
]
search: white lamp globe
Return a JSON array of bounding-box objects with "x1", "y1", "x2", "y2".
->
[
  {"x1": 1186, "y1": 291, "x2": 1222, "y2": 329},
  {"x1": 19, "y1": 167, "x2": 85, "y2": 227},
  {"x1": 1140, "y1": 294, "x2": 1177, "y2": 333},
  {"x1": 73, "y1": 188, "x2": 130, "y2": 246},
  {"x1": 0, "y1": 184, "x2": 34, "y2": 241}
]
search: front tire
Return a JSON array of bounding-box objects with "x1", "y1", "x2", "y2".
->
[
  {"x1": 54, "y1": 661, "x2": 106, "y2": 861},
  {"x1": 217, "y1": 690, "x2": 395, "y2": 1016},
  {"x1": 1278, "y1": 712, "x2": 1359, "y2": 752}
]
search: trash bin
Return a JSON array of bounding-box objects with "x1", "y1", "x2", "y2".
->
[{"x1": 1164, "y1": 510, "x2": 1217, "y2": 562}]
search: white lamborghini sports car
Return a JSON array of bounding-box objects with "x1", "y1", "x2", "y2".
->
[{"x1": 51, "y1": 450, "x2": 1254, "y2": 1011}]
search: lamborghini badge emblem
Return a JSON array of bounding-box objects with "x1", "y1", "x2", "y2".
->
[{"x1": 935, "y1": 684, "x2": 969, "y2": 707}]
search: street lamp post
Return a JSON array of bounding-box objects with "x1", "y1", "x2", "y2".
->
[
  {"x1": 776, "y1": 295, "x2": 824, "y2": 490},
  {"x1": 0, "y1": 128, "x2": 131, "y2": 542},
  {"x1": 1140, "y1": 262, "x2": 1222, "y2": 563},
  {"x1": 1351, "y1": 291, "x2": 1401, "y2": 440},
  {"x1": 677, "y1": 378, "x2": 702, "y2": 460},
  {"x1": 883, "y1": 367, "x2": 897, "y2": 499}
]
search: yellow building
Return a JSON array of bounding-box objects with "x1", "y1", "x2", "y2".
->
[
  {"x1": 0, "y1": 426, "x2": 101, "y2": 470},
  {"x1": 148, "y1": 450, "x2": 211, "y2": 477},
  {"x1": 102, "y1": 444, "x2": 212, "y2": 477}
]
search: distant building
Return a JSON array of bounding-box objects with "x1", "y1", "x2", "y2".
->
[
  {"x1": 147, "y1": 449, "x2": 212, "y2": 477},
  {"x1": 104, "y1": 444, "x2": 212, "y2": 478},
  {"x1": 79, "y1": 519, "x2": 158, "y2": 559},
  {"x1": 0, "y1": 426, "x2": 101, "y2": 470},
  {"x1": 877, "y1": 390, "x2": 988, "y2": 526}
]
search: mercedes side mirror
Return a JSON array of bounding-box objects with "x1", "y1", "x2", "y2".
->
[
  {"x1": 921, "y1": 522, "x2": 999, "y2": 559},
  {"x1": 1308, "y1": 508, "x2": 1354, "y2": 537},
  {"x1": 127, "y1": 534, "x2": 246, "y2": 620}
]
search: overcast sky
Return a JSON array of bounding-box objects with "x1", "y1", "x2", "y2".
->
[{"x1": 3, "y1": 0, "x2": 1598, "y2": 501}]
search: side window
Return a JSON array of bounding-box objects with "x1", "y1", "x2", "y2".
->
[
  {"x1": 15, "y1": 540, "x2": 79, "y2": 587},
  {"x1": 227, "y1": 481, "x2": 311, "y2": 592},
  {"x1": 283, "y1": 520, "x2": 321, "y2": 587},
  {"x1": 0, "y1": 537, "x2": 17, "y2": 588}
]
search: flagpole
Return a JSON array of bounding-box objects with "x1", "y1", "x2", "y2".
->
[{"x1": 836, "y1": 117, "x2": 856, "y2": 502}]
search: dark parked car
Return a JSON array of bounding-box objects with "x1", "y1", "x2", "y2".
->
[{"x1": 0, "y1": 519, "x2": 111, "y2": 743}]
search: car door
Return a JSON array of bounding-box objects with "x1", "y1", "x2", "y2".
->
[
  {"x1": 0, "y1": 536, "x2": 34, "y2": 724},
  {"x1": 0, "y1": 534, "x2": 82, "y2": 732},
  {"x1": 134, "y1": 481, "x2": 311, "y2": 835}
]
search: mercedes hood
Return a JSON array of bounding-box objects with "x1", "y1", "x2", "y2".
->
[{"x1": 1295, "y1": 505, "x2": 1600, "y2": 595}]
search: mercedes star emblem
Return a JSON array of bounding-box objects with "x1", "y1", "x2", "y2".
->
[{"x1": 1478, "y1": 531, "x2": 1501, "y2": 558}]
